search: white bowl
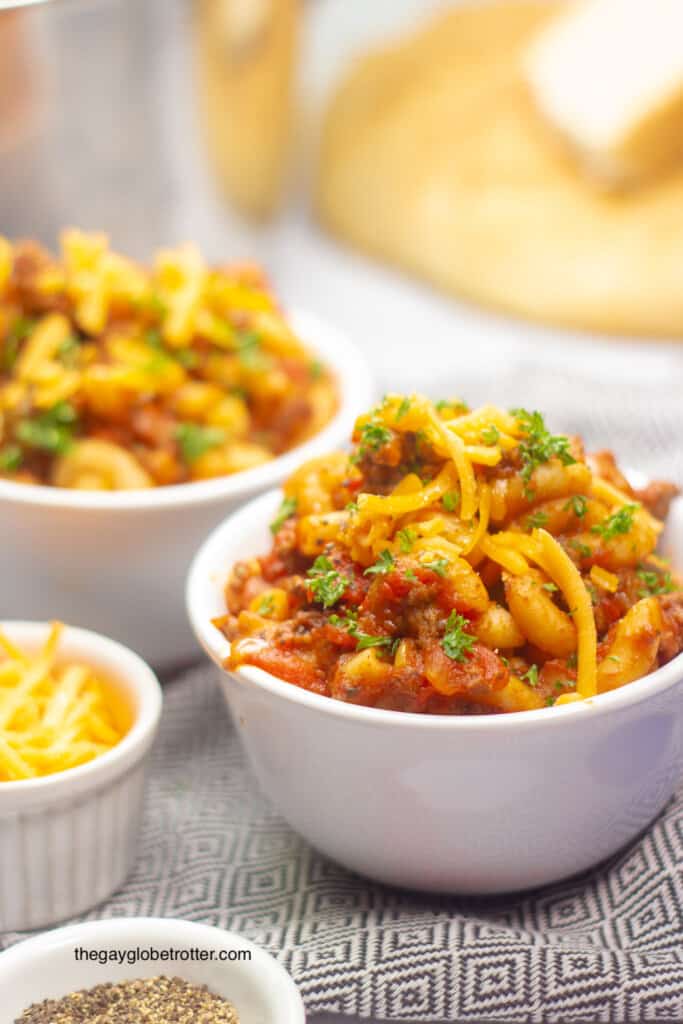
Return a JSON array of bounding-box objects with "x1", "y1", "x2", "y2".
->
[
  {"x1": 0, "y1": 310, "x2": 374, "y2": 670},
  {"x1": 0, "y1": 622, "x2": 162, "y2": 931},
  {"x1": 187, "y1": 488, "x2": 683, "y2": 894},
  {"x1": 0, "y1": 917, "x2": 304, "y2": 1024}
]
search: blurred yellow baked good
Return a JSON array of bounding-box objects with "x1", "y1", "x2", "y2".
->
[
  {"x1": 194, "y1": 0, "x2": 301, "y2": 218},
  {"x1": 317, "y1": 0, "x2": 683, "y2": 338}
]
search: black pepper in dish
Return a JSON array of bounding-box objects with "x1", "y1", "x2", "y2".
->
[{"x1": 16, "y1": 976, "x2": 239, "y2": 1024}]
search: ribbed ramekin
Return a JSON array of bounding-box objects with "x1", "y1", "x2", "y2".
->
[{"x1": 0, "y1": 622, "x2": 162, "y2": 931}]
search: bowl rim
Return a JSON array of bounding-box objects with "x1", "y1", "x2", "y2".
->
[
  {"x1": 0, "y1": 621, "x2": 162, "y2": 805},
  {"x1": 187, "y1": 486, "x2": 683, "y2": 734},
  {"x1": 0, "y1": 308, "x2": 374, "y2": 511},
  {"x1": 0, "y1": 916, "x2": 305, "y2": 1024}
]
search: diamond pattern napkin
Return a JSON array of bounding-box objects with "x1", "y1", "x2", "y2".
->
[{"x1": 5, "y1": 664, "x2": 683, "y2": 1023}]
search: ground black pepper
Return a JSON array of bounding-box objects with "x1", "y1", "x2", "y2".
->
[{"x1": 16, "y1": 976, "x2": 240, "y2": 1024}]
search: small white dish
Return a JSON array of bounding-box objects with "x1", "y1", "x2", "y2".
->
[
  {"x1": 0, "y1": 622, "x2": 162, "y2": 932},
  {"x1": 187, "y1": 487, "x2": 683, "y2": 894},
  {"x1": 0, "y1": 309, "x2": 374, "y2": 670},
  {"x1": 0, "y1": 917, "x2": 305, "y2": 1024}
]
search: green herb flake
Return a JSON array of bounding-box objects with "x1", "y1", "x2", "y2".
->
[
  {"x1": 364, "y1": 550, "x2": 395, "y2": 577},
  {"x1": 16, "y1": 400, "x2": 79, "y2": 455},
  {"x1": 521, "y1": 664, "x2": 539, "y2": 687},
  {"x1": 423, "y1": 557, "x2": 449, "y2": 578},
  {"x1": 569, "y1": 539, "x2": 592, "y2": 560},
  {"x1": 2, "y1": 316, "x2": 35, "y2": 372},
  {"x1": 442, "y1": 611, "x2": 476, "y2": 662},
  {"x1": 309, "y1": 360, "x2": 323, "y2": 380},
  {"x1": 442, "y1": 491, "x2": 460, "y2": 513},
  {"x1": 176, "y1": 347, "x2": 199, "y2": 369},
  {"x1": 526, "y1": 510, "x2": 549, "y2": 529},
  {"x1": 270, "y1": 496, "x2": 297, "y2": 534},
  {"x1": 481, "y1": 424, "x2": 500, "y2": 445},
  {"x1": 542, "y1": 582, "x2": 559, "y2": 593},
  {"x1": 564, "y1": 494, "x2": 588, "y2": 518},
  {"x1": 175, "y1": 422, "x2": 225, "y2": 464},
  {"x1": 510, "y1": 408, "x2": 576, "y2": 484},
  {"x1": 398, "y1": 528, "x2": 416, "y2": 553},
  {"x1": 257, "y1": 594, "x2": 275, "y2": 616},
  {"x1": 636, "y1": 566, "x2": 675, "y2": 598},
  {"x1": 0, "y1": 444, "x2": 22, "y2": 472},
  {"x1": 307, "y1": 555, "x2": 349, "y2": 609},
  {"x1": 395, "y1": 397, "x2": 411, "y2": 421},
  {"x1": 352, "y1": 422, "x2": 393, "y2": 462},
  {"x1": 591, "y1": 504, "x2": 639, "y2": 542},
  {"x1": 355, "y1": 632, "x2": 397, "y2": 653}
]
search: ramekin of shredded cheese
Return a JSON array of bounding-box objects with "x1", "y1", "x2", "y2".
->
[{"x1": 0, "y1": 621, "x2": 162, "y2": 931}]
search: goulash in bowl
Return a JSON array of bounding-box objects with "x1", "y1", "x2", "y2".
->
[
  {"x1": 217, "y1": 394, "x2": 683, "y2": 713},
  {"x1": 0, "y1": 231, "x2": 337, "y2": 489}
]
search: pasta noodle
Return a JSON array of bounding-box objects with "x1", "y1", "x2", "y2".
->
[
  {"x1": 0, "y1": 231, "x2": 337, "y2": 489},
  {"x1": 216, "y1": 394, "x2": 683, "y2": 714}
]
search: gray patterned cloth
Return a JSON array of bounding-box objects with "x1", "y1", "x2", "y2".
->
[{"x1": 4, "y1": 664, "x2": 683, "y2": 1024}]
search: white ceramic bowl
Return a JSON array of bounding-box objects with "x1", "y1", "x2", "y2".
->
[
  {"x1": 0, "y1": 622, "x2": 162, "y2": 931},
  {"x1": 0, "y1": 917, "x2": 304, "y2": 1024},
  {"x1": 0, "y1": 310, "x2": 374, "y2": 670},
  {"x1": 187, "y1": 488, "x2": 683, "y2": 895}
]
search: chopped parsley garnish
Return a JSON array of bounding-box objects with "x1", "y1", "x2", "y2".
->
[
  {"x1": 175, "y1": 423, "x2": 225, "y2": 464},
  {"x1": 145, "y1": 327, "x2": 163, "y2": 348},
  {"x1": 345, "y1": 501, "x2": 358, "y2": 513},
  {"x1": 542, "y1": 581, "x2": 559, "y2": 593},
  {"x1": 567, "y1": 652, "x2": 578, "y2": 668},
  {"x1": 270, "y1": 496, "x2": 297, "y2": 534},
  {"x1": 591, "y1": 504, "x2": 639, "y2": 541},
  {"x1": 307, "y1": 555, "x2": 349, "y2": 608},
  {"x1": 526, "y1": 510, "x2": 549, "y2": 529},
  {"x1": 442, "y1": 490, "x2": 460, "y2": 513},
  {"x1": 236, "y1": 331, "x2": 265, "y2": 369},
  {"x1": 398, "y1": 528, "x2": 416, "y2": 553},
  {"x1": 355, "y1": 633, "x2": 399, "y2": 653},
  {"x1": 405, "y1": 568, "x2": 418, "y2": 582},
  {"x1": 16, "y1": 401, "x2": 78, "y2": 455},
  {"x1": 309, "y1": 360, "x2": 323, "y2": 380},
  {"x1": 511, "y1": 408, "x2": 576, "y2": 483},
  {"x1": 442, "y1": 611, "x2": 476, "y2": 662},
  {"x1": 481, "y1": 424, "x2": 500, "y2": 445},
  {"x1": 569, "y1": 539, "x2": 592, "y2": 560},
  {"x1": 176, "y1": 347, "x2": 198, "y2": 369},
  {"x1": 636, "y1": 566, "x2": 675, "y2": 598},
  {"x1": 396, "y1": 397, "x2": 411, "y2": 421},
  {"x1": 2, "y1": 316, "x2": 35, "y2": 371},
  {"x1": 422, "y1": 557, "x2": 449, "y2": 578},
  {"x1": 0, "y1": 444, "x2": 22, "y2": 472},
  {"x1": 364, "y1": 550, "x2": 395, "y2": 576},
  {"x1": 57, "y1": 335, "x2": 81, "y2": 366},
  {"x1": 435, "y1": 398, "x2": 469, "y2": 415},
  {"x1": 564, "y1": 494, "x2": 588, "y2": 518},
  {"x1": 257, "y1": 594, "x2": 275, "y2": 616},
  {"x1": 521, "y1": 664, "x2": 539, "y2": 687},
  {"x1": 352, "y1": 422, "x2": 393, "y2": 462},
  {"x1": 329, "y1": 610, "x2": 397, "y2": 654},
  {"x1": 545, "y1": 696, "x2": 556, "y2": 707}
]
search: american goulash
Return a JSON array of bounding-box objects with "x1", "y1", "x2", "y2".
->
[
  {"x1": 217, "y1": 394, "x2": 683, "y2": 713},
  {"x1": 0, "y1": 623, "x2": 129, "y2": 780},
  {"x1": 0, "y1": 231, "x2": 337, "y2": 489}
]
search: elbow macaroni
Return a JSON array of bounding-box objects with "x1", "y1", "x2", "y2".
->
[
  {"x1": 0, "y1": 232, "x2": 337, "y2": 489},
  {"x1": 220, "y1": 393, "x2": 681, "y2": 715}
]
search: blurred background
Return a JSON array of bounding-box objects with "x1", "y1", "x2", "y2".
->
[{"x1": 1, "y1": 0, "x2": 683, "y2": 479}]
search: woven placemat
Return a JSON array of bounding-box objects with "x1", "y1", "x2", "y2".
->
[{"x1": 4, "y1": 664, "x2": 683, "y2": 1023}]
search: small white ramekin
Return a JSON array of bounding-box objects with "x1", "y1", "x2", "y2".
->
[
  {"x1": 0, "y1": 917, "x2": 305, "y2": 1024},
  {"x1": 187, "y1": 487, "x2": 683, "y2": 894},
  {"x1": 0, "y1": 310, "x2": 374, "y2": 670},
  {"x1": 0, "y1": 622, "x2": 162, "y2": 932}
]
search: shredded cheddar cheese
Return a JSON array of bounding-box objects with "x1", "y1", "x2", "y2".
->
[{"x1": 0, "y1": 623, "x2": 130, "y2": 781}]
